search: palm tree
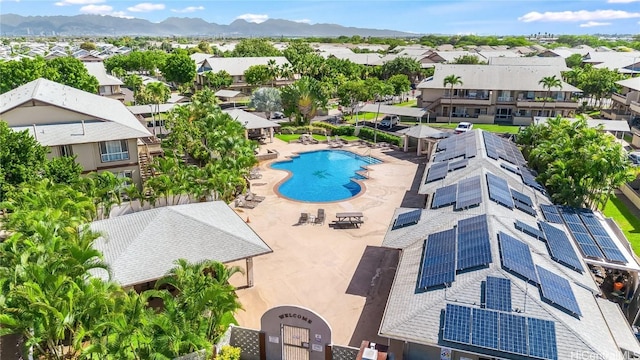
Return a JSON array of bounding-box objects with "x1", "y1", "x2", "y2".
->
[
  {"x1": 538, "y1": 75, "x2": 562, "y2": 118},
  {"x1": 250, "y1": 87, "x2": 282, "y2": 119},
  {"x1": 267, "y1": 59, "x2": 279, "y2": 87},
  {"x1": 443, "y1": 74, "x2": 463, "y2": 124},
  {"x1": 124, "y1": 74, "x2": 143, "y2": 105},
  {"x1": 145, "y1": 82, "x2": 171, "y2": 133},
  {"x1": 280, "y1": 77, "x2": 328, "y2": 125}
]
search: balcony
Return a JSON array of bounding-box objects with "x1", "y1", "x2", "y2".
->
[
  {"x1": 517, "y1": 99, "x2": 579, "y2": 109},
  {"x1": 444, "y1": 96, "x2": 491, "y2": 106},
  {"x1": 631, "y1": 101, "x2": 640, "y2": 115},
  {"x1": 496, "y1": 96, "x2": 515, "y2": 103},
  {"x1": 601, "y1": 109, "x2": 631, "y2": 121},
  {"x1": 611, "y1": 93, "x2": 631, "y2": 106}
]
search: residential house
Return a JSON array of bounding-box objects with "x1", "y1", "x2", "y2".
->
[
  {"x1": 379, "y1": 130, "x2": 640, "y2": 360},
  {"x1": 417, "y1": 63, "x2": 581, "y2": 125},
  {"x1": 193, "y1": 55, "x2": 297, "y2": 94},
  {"x1": 321, "y1": 52, "x2": 382, "y2": 66},
  {"x1": 604, "y1": 77, "x2": 640, "y2": 122},
  {"x1": 0, "y1": 78, "x2": 153, "y2": 188},
  {"x1": 83, "y1": 61, "x2": 125, "y2": 101}
]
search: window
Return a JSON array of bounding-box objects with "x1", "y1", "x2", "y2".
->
[
  {"x1": 99, "y1": 140, "x2": 129, "y2": 162},
  {"x1": 115, "y1": 170, "x2": 134, "y2": 198},
  {"x1": 59, "y1": 145, "x2": 73, "y2": 157}
]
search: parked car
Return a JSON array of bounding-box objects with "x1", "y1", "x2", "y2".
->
[
  {"x1": 325, "y1": 115, "x2": 344, "y2": 125},
  {"x1": 271, "y1": 111, "x2": 285, "y2": 119},
  {"x1": 628, "y1": 152, "x2": 640, "y2": 166},
  {"x1": 455, "y1": 122, "x2": 473, "y2": 134},
  {"x1": 380, "y1": 115, "x2": 400, "y2": 128}
]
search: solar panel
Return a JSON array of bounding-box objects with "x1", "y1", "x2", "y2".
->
[
  {"x1": 483, "y1": 132, "x2": 526, "y2": 166},
  {"x1": 434, "y1": 132, "x2": 477, "y2": 162},
  {"x1": 540, "y1": 205, "x2": 563, "y2": 224},
  {"x1": 521, "y1": 167, "x2": 545, "y2": 193},
  {"x1": 511, "y1": 189, "x2": 533, "y2": 206},
  {"x1": 539, "y1": 222, "x2": 584, "y2": 272},
  {"x1": 392, "y1": 209, "x2": 422, "y2": 230},
  {"x1": 499, "y1": 312, "x2": 527, "y2": 355},
  {"x1": 593, "y1": 235, "x2": 627, "y2": 263},
  {"x1": 536, "y1": 266, "x2": 582, "y2": 316},
  {"x1": 432, "y1": 184, "x2": 458, "y2": 209},
  {"x1": 425, "y1": 161, "x2": 450, "y2": 183},
  {"x1": 486, "y1": 173, "x2": 514, "y2": 209},
  {"x1": 515, "y1": 220, "x2": 546, "y2": 240},
  {"x1": 442, "y1": 304, "x2": 471, "y2": 344},
  {"x1": 457, "y1": 214, "x2": 492, "y2": 271},
  {"x1": 572, "y1": 232, "x2": 605, "y2": 259},
  {"x1": 498, "y1": 232, "x2": 538, "y2": 283},
  {"x1": 471, "y1": 308, "x2": 499, "y2": 349},
  {"x1": 566, "y1": 222, "x2": 588, "y2": 234},
  {"x1": 515, "y1": 201, "x2": 537, "y2": 217},
  {"x1": 558, "y1": 207, "x2": 582, "y2": 224},
  {"x1": 485, "y1": 277, "x2": 511, "y2": 312},
  {"x1": 418, "y1": 229, "x2": 456, "y2": 289},
  {"x1": 455, "y1": 176, "x2": 482, "y2": 210},
  {"x1": 500, "y1": 162, "x2": 521, "y2": 175},
  {"x1": 527, "y1": 317, "x2": 558, "y2": 360},
  {"x1": 449, "y1": 158, "x2": 468, "y2": 171}
]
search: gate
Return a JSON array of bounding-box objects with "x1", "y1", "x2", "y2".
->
[{"x1": 282, "y1": 324, "x2": 310, "y2": 360}]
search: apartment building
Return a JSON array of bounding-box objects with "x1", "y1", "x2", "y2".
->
[
  {"x1": 0, "y1": 78, "x2": 152, "y2": 187},
  {"x1": 417, "y1": 63, "x2": 581, "y2": 125},
  {"x1": 604, "y1": 77, "x2": 640, "y2": 122}
]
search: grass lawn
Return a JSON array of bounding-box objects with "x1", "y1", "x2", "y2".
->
[
  {"x1": 603, "y1": 194, "x2": 640, "y2": 255},
  {"x1": 344, "y1": 112, "x2": 379, "y2": 123},
  {"x1": 275, "y1": 134, "x2": 326, "y2": 142},
  {"x1": 424, "y1": 123, "x2": 521, "y2": 135},
  {"x1": 395, "y1": 99, "x2": 417, "y2": 107},
  {"x1": 338, "y1": 135, "x2": 360, "y2": 141}
]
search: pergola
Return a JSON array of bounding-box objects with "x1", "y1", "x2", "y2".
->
[
  {"x1": 396, "y1": 125, "x2": 449, "y2": 156},
  {"x1": 224, "y1": 108, "x2": 281, "y2": 143},
  {"x1": 359, "y1": 103, "x2": 429, "y2": 122}
]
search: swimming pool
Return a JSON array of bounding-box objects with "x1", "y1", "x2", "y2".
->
[{"x1": 271, "y1": 150, "x2": 382, "y2": 202}]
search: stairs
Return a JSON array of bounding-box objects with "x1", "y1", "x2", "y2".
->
[{"x1": 138, "y1": 152, "x2": 153, "y2": 183}]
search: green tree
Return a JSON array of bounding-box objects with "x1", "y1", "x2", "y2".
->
[
  {"x1": 443, "y1": 74, "x2": 463, "y2": 124},
  {"x1": 538, "y1": 75, "x2": 562, "y2": 117},
  {"x1": 280, "y1": 77, "x2": 328, "y2": 125},
  {"x1": 244, "y1": 64, "x2": 271, "y2": 87},
  {"x1": 203, "y1": 70, "x2": 233, "y2": 91},
  {"x1": 44, "y1": 155, "x2": 83, "y2": 186},
  {"x1": 380, "y1": 56, "x2": 421, "y2": 81},
  {"x1": 565, "y1": 53, "x2": 583, "y2": 68},
  {"x1": 387, "y1": 74, "x2": 411, "y2": 97},
  {"x1": 337, "y1": 80, "x2": 369, "y2": 123},
  {"x1": 250, "y1": 87, "x2": 282, "y2": 119},
  {"x1": 283, "y1": 40, "x2": 315, "y2": 68},
  {"x1": 452, "y1": 54, "x2": 484, "y2": 64},
  {"x1": 231, "y1": 38, "x2": 281, "y2": 57},
  {"x1": 161, "y1": 51, "x2": 196, "y2": 86},
  {"x1": 80, "y1": 41, "x2": 97, "y2": 51},
  {"x1": 124, "y1": 74, "x2": 143, "y2": 104},
  {"x1": 145, "y1": 82, "x2": 171, "y2": 128},
  {"x1": 47, "y1": 57, "x2": 99, "y2": 93}
]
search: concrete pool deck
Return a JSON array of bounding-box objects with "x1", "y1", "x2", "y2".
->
[{"x1": 230, "y1": 139, "x2": 424, "y2": 348}]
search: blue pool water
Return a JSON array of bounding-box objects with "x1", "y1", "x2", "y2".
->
[{"x1": 271, "y1": 150, "x2": 382, "y2": 202}]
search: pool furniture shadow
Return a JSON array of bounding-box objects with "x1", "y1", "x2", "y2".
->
[{"x1": 314, "y1": 209, "x2": 325, "y2": 225}]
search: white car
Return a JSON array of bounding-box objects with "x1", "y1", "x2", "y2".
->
[
  {"x1": 455, "y1": 122, "x2": 473, "y2": 134},
  {"x1": 380, "y1": 115, "x2": 400, "y2": 128}
]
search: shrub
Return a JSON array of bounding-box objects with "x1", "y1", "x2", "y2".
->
[
  {"x1": 358, "y1": 127, "x2": 402, "y2": 146},
  {"x1": 332, "y1": 126, "x2": 355, "y2": 136},
  {"x1": 279, "y1": 126, "x2": 296, "y2": 134},
  {"x1": 218, "y1": 345, "x2": 241, "y2": 360}
]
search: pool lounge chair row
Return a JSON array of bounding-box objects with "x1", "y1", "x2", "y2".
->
[
  {"x1": 298, "y1": 209, "x2": 325, "y2": 225},
  {"x1": 235, "y1": 191, "x2": 265, "y2": 209}
]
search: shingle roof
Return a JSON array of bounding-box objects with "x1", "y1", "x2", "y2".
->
[
  {"x1": 379, "y1": 130, "x2": 638, "y2": 359},
  {"x1": 1, "y1": 78, "x2": 152, "y2": 144},
  {"x1": 417, "y1": 64, "x2": 581, "y2": 92},
  {"x1": 224, "y1": 109, "x2": 280, "y2": 130},
  {"x1": 618, "y1": 77, "x2": 640, "y2": 92},
  {"x1": 359, "y1": 104, "x2": 427, "y2": 118},
  {"x1": 487, "y1": 56, "x2": 569, "y2": 70},
  {"x1": 90, "y1": 202, "x2": 272, "y2": 287},
  {"x1": 83, "y1": 62, "x2": 123, "y2": 86},
  {"x1": 198, "y1": 57, "x2": 292, "y2": 76}
]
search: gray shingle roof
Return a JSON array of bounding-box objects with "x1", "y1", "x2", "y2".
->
[
  {"x1": 83, "y1": 62, "x2": 123, "y2": 86},
  {"x1": 417, "y1": 64, "x2": 581, "y2": 92},
  {"x1": 359, "y1": 104, "x2": 427, "y2": 118},
  {"x1": 618, "y1": 77, "x2": 640, "y2": 92},
  {"x1": 224, "y1": 109, "x2": 280, "y2": 130},
  {"x1": 379, "y1": 129, "x2": 638, "y2": 359},
  {"x1": 90, "y1": 202, "x2": 272, "y2": 287},
  {"x1": 198, "y1": 57, "x2": 292, "y2": 76}
]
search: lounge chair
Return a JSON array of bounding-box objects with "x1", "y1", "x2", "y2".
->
[
  {"x1": 298, "y1": 212, "x2": 309, "y2": 225},
  {"x1": 248, "y1": 168, "x2": 262, "y2": 180},
  {"x1": 235, "y1": 195, "x2": 259, "y2": 209},
  {"x1": 246, "y1": 192, "x2": 265, "y2": 202},
  {"x1": 314, "y1": 209, "x2": 325, "y2": 225}
]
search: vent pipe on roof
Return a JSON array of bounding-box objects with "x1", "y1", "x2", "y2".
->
[
  {"x1": 32, "y1": 124, "x2": 37, "y2": 141},
  {"x1": 81, "y1": 120, "x2": 86, "y2": 135}
]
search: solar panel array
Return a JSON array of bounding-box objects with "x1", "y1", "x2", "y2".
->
[
  {"x1": 455, "y1": 176, "x2": 483, "y2": 210},
  {"x1": 498, "y1": 232, "x2": 539, "y2": 283},
  {"x1": 434, "y1": 131, "x2": 477, "y2": 162},
  {"x1": 425, "y1": 161, "x2": 449, "y2": 183},
  {"x1": 449, "y1": 158, "x2": 469, "y2": 171},
  {"x1": 515, "y1": 220, "x2": 546, "y2": 240},
  {"x1": 556, "y1": 208, "x2": 604, "y2": 259},
  {"x1": 500, "y1": 162, "x2": 521, "y2": 175},
  {"x1": 485, "y1": 276, "x2": 512, "y2": 312},
  {"x1": 521, "y1": 168, "x2": 546, "y2": 193},
  {"x1": 511, "y1": 189, "x2": 537, "y2": 217},
  {"x1": 540, "y1": 205, "x2": 563, "y2": 224},
  {"x1": 539, "y1": 222, "x2": 584, "y2": 272},
  {"x1": 418, "y1": 228, "x2": 457, "y2": 289},
  {"x1": 457, "y1": 215, "x2": 492, "y2": 271},
  {"x1": 392, "y1": 209, "x2": 422, "y2": 230},
  {"x1": 483, "y1": 132, "x2": 526, "y2": 166},
  {"x1": 536, "y1": 266, "x2": 582, "y2": 316},
  {"x1": 432, "y1": 184, "x2": 458, "y2": 208},
  {"x1": 486, "y1": 173, "x2": 514, "y2": 209},
  {"x1": 443, "y1": 303, "x2": 557, "y2": 360},
  {"x1": 578, "y1": 211, "x2": 627, "y2": 264}
]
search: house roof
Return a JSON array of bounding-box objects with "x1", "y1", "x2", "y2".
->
[
  {"x1": 379, "y1": 130, "x2": 640, "y2": 359},
  {"x1": 1, "y1": 78, "x2": 151, "y2": 145},
  {"x1": 618, "y1": 77, "x2": 640, "y2": 92},
  {"x1": 83, "y1": 61, "x2": 123, "y2": 86},
  {"x1": 396, "y1": 124, "x2": 449, "y2": 139},
  {"x1": 224, "y1": 108, "x2": 281, "y2": 130},
  {"x1": 90, "y1": 202, "x2": 273, "y2": 287},
  {"x1": 417, "y1": 64, "x2": 581, "y2": 92},
  {"x1": 487, "y1": 56, "x2": 569, "y2": 70},
  {"x1": 196, "y1": 56, "x2": 292, "y2": 76},
  {"x1": 533, "y1": 117, "x2": 631, "y2": 133},
  {"x1": 127, "y1": 103, "x2": 187, "y2": 115},
  {"x1": 322, "y1": 52, "x2": 382, "y2": 65},
  {"x1": 359, "y1": 104, "x2": 427, "y2": 118},
  {"x1": 215, "y1": 89, "x2": 244, "y2": 98}
]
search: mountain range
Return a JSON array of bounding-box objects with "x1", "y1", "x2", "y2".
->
[{"x1": 0, "y1": 14, "x2": 418, "y2": 37}]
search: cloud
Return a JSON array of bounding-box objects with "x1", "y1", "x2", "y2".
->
[
  {"x1": 579, "y1": 21, "x2": 612, "y2": 27},
  {"x1": 79, "y1": 4, "x2": 113, "y2": 14},
  {"x1": 235, "y1": 13, "x2": 269, "y2": 23},
  {"x1": 607, "y1": 0, "x2": 640, "y2": 3},
  {"x1": 293, "y1": 19, "x2": 311, "y2": 24},
  {"x1": 111, "y1": 11, "x2": 134, "y2": 19},
  {"x1": 55, "y1": 0, "x2": 103, "y2": 5},
  {"x1": 171, "y1": 5, "x2": 204, "y2": 13},
  {"x1": 127, "y1": 2, "x2": 165, "y2": 12},
  {"x1": 518, "y1": 9, "x2": 640, "y2": 22}
]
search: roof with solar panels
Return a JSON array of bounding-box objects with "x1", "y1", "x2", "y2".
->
[{"x1": 379, "y1": 129, "x2": 640, "y2": 360}]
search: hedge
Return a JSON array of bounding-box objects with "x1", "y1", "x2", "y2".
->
[{"x1": 358, "y1": 127, "x2": 402, "y2": 146}]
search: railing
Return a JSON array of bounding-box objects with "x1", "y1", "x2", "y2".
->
[
  {"x1": 497, "y1": 96, "x2": 514, "y2": 102},
  {"x1": 101, "y1": 151, "x2": 129, "y2": 162},
  {"x1": 611, "y1": 92, "x2": 630, "y2": 105}
]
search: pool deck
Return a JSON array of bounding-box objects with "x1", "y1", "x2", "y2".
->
[{"x1": 230, "y1": 139, "x2": 423, "y2": 347}]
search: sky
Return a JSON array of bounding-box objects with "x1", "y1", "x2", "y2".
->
[{"x1": 0, "y1": 0, "x2": 639, "y2": 36}]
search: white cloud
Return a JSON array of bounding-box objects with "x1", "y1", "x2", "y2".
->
[
  {"x1": 111, "y1": 11, "x2": 134, "y2": 19},
  {"x1": 235, "y1": 13, "x2": 269, "y2": 23},
  {"x1": 171, "y1": 6, "x2": 204, "y2": 13},
  {"x1": 518, "y1": 9, "x2": 640, "y2": 22},
  {"x1": 79, "y1": 4, "x2": 113, "y2": 14},
  {"x1": 293, "y1": 19, "x2": 311, "y2": 24},
  {"x1": 127, "y1": 2, "x2": 165, "y2": 12},
  {"x1": 579, "y1": 21, "x2": 612, "y2": 27},
  {"x1": 55, "y1": 0, "x2": 103, "y2": 5},
  {"x1": 607, "y1": 0, "x2": 640, "y2": 3}
]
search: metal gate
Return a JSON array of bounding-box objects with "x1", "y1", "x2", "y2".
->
[{"x1": 282, "y1": 324, "x2": 310, "y2": 360}]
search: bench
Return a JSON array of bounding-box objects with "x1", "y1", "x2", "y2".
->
[{"x1": 330, "y1": 220, "x2": 364, "y2": 229}]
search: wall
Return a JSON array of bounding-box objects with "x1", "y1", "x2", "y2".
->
[{"x1": 3, "y1": 103, "x2": 89, "y2": 126}]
